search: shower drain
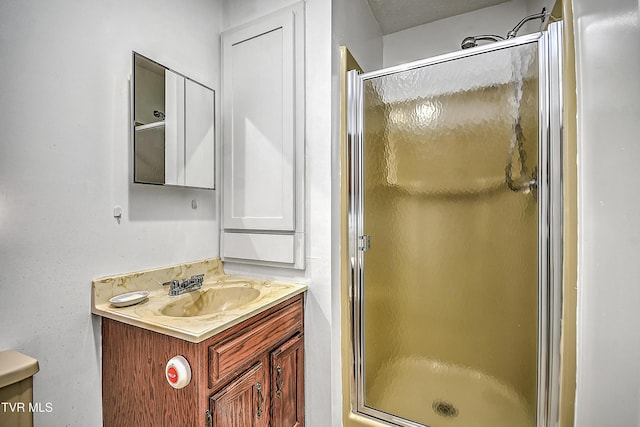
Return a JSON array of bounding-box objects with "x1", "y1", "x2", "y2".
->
[{"x1": 432, "y1": 400, "x2": 459, "y2": 418}]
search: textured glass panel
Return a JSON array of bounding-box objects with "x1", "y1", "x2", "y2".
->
[{"x1": 361, "y1": 43, "x2": 539, "y2": 427}]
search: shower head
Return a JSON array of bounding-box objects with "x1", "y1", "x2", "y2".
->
[
  {"x1": 460, "y1": 7, "x2": 547, "y2": 50},
  {"x1": 460, "y1": 35, "x2": 505, "y2": 49},
  {"x1": 461, "y1": 36, "x2": 477, "y2": 49}
]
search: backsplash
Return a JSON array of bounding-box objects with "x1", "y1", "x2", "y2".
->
[{"x1": 92, "y1": 258, "x2": 224, "y2": 306}]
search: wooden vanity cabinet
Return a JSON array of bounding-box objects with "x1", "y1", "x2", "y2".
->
[{"x1": 102, "y1": 294, "x2": 304, "y2": 427}]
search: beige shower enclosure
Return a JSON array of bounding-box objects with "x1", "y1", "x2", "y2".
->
[{"x1": 345, "y1": 22, "x2": 563, "y2": 427}]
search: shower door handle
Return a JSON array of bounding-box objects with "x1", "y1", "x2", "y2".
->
[{"x1": 358, "y1": 235, "x2": 371, "y2": 251}]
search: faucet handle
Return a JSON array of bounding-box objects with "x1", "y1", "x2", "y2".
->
[
  {"x1": 190, "y1": 274, "x2": 205, "y2": 285},
  {"x1": 162, "y1": 280, "x2": 181, "y2": 296},
  {"x1": 163, "y1": 279, "x2": 180, "y2": 287}
]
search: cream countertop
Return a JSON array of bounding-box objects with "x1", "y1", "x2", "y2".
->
[{"x1": 92, "y1": 258, "x2": 307, "y2": 343}]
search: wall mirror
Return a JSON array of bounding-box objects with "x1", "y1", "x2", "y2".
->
[{"x1": 132, "y1": 52, "x2": 215, "y2": 189}]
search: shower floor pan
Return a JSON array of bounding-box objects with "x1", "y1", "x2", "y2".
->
[{"x1": 366, "y1": 357, "x2": 534, "y2": 427}]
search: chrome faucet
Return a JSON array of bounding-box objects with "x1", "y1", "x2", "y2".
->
[{"x1": 163, "y1": 274, "x2": 205, "y2": 296}]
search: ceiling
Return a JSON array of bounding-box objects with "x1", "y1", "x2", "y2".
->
[{"x1": 366, "y1": 0, "x2": 511, "y2": 34}]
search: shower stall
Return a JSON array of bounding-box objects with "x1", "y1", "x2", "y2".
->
[{"x1": 346, "y1": 22, "x2": 563, "y2": 427}]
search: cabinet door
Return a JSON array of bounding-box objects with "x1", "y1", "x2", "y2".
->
[
  {"x1": 271, "y1": 334, "x2": 304, "y2": 427},
  {"x1": 210, "y1": 363, "x2": 268, "y2": 427},
  {"x1": 221, "y1": 2, "x2": 304, "y2": 232},
  {"x1": 164, "y1": 69, "x2": 185, "y2": 186},
  {"x1": 185, "y1": 78, "x2": 215, "y2": 189}
]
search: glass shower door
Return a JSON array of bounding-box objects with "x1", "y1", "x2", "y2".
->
[{"x1": 348, "y1": 24, "x2": 563, "y2": 427}]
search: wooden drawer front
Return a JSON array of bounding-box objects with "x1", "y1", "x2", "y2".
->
[{"x1": 209, "y1": 300, "x2": 302, "y2": 386}]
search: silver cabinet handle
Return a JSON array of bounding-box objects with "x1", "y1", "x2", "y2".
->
[
  {"x1": 276, "y1": 364, "x2": 283, "y2": 398},
  {"x1": 256, "y1": 382, "x2": 264, "y2": 419}
]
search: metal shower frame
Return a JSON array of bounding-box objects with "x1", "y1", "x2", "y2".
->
[{"x1": 346, "y1": 21, "x2": 564, "y2": 427}]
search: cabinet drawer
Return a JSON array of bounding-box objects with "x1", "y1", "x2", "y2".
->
[{"x1": 209, "y1": 299, "x2": 303, "y2": 386}]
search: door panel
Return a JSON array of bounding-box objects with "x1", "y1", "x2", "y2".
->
[
  {"x1": 271, "y1": 334, "x2": 304, "y2": 427},
  {"x1": 210, "y1": 363, "x2": 268, "y2": 427}
]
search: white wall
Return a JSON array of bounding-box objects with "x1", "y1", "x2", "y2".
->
[
  {"x1": 221, "y1": 1, "x2": 335, "y2": 426},
  {"x1": 573, "y1": 0, "x2": 640, "y2": 425},
  {"x1": 332, "y1": 0, "x2": 383, "y2": 72},
  {"x1": 0, "y1": 0, "x2": 222, "y2": 424},
  {"x1": 223, "y1": 0, "x2": 303, "y2": 30},
  {"x1": 382, "y1": 0, "x2": 529, "y2": 66}
]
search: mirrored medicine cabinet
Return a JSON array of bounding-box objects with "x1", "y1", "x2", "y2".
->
[{"x1": 132, "y1": 52, "x2": 215, "y2": 189}]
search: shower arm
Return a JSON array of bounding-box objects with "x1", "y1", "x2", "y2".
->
[{"x1": 507, "y1": 8, "x2": 546, "y2": 39}]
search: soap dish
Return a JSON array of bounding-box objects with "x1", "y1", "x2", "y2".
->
[{"x1": 109, "y1": 291, "x2": 150, "y2": 308}]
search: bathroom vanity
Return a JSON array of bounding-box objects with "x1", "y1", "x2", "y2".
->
[{"x1": 92, "y1": 258, "x2": 306, "y2": 426}]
